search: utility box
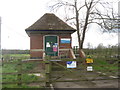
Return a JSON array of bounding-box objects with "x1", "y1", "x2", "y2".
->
[{"x1": 25, "y1": 13, "x2": 76, "y2": 59}]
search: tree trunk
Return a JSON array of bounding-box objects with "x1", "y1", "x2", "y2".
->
[
  {"x1": 80, "y1": 0, "x2": 93, "y2": 49},
  {"x1": 80, "y1": 10, "x2": 89, "y2": 49},
  {"x1": 75, "y1": 1, "x2": 85, "y2": 58}
]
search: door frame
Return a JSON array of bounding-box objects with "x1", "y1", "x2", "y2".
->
[{"x1": 43, "y1": 35, "x2": 59, "y2": 56}]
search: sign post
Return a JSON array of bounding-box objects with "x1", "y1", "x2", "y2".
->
[
  {"x1": 66, "y1": 61, "x2": 77, "y2": 68},
  {"x1": 86, "y1": 55, "x2": 93, "y2": 71}
]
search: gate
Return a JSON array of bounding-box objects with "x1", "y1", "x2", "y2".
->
[
  {"x1": 2, "y1": 48, "x2": 118, "y2": 88},
  {"x1": 45, "y1": 54, "x2": 118, "y2": 88}
]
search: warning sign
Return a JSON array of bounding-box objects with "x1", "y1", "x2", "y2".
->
[
  {"x1": 53, "y1": 46, "x2": 57, "y2": 52},
  {"x1": 53, "y1": 43, "x2": 58, "y2": 52},
  {"x1": 86, "y1": 58, "x2": 93, "y2": 63},
  {"x1": 67, "y1": 61, "x2": 77, "y2": 68}
]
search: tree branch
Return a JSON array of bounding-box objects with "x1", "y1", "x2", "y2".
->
[{"x1": 65, "y1": 17, "x2": 76, "y2": 22}]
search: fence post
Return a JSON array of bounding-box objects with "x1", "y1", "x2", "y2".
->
[
  {"x1": 45, "y1": 59, "x2": 51, "y2": 87},
  {"x1": 17, "y1": 59, "x2": 22, "y2": 86}
]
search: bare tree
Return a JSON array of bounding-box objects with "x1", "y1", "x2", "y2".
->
[{"x1": 49, "y1": 0, "x2": 118, "y2": 57}]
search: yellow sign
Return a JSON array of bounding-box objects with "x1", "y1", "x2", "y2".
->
[{"x1": 86, "y1": 58, "x2": 93, "y2": 63}]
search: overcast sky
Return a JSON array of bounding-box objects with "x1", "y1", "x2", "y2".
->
[{"x1": 0, "y1": 0, "x2": 119, "y2": 49}]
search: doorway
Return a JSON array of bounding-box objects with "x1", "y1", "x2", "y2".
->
[{"x1": 44, "y1": 35, "x2": 58, "y2": 56}]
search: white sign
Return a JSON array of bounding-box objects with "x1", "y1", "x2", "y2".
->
[
  {"x1": 46, "y1": 42, "x2": 50, "y2": 47},
  {"x1": 87, "y1": 66, "x2": 93, "y2": 71},
  {"x1": 67, "y1": 61, "x2": 77, "y2": 68}
]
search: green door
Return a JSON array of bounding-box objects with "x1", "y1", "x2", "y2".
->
[{"x1": 45, "y1": 36, "x2": 58, "y2": 56}]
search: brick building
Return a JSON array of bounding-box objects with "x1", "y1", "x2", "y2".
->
[{"x1": 25, "y1": 13, "x2": 76, "y2": 59}]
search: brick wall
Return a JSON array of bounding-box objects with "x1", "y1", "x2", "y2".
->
[
  {"x1": 30, "y1": 34, "x2": 43, "y2": 49},
  {"x1": 30, "y1": 34, "x2": 43, "y2": 59},
  {"x1": 30, "y1": 34, "x2": 73, "y2": 59},
  {"x1": 59, "y1": 34, "x2": 72, "y2": 58}
]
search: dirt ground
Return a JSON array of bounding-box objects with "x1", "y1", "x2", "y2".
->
[
  {"x1": 53, "y1": 79, "x2": 118, "y2": 88},
  {"x1": 51, "y1": 66, "x2": 119, "y2": 89},
  {"x1": 28, "y1": 62, "x2": 119, "y2": 89},
  {"x1": 52, "y1": 70, "x2": 119, "y2": 88}
]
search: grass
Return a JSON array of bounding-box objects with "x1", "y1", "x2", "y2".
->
[
  {"x1": 92, "y1": 57, "x2": 118, "y2": 76},
  {"x1": 51, "y1": 57, "x2": 118, "y2": 81},
  {"x1": 2, "y1": 52, "x2": 119, "y2": 88},
  {"x1": 4, "y1": 54, "x2": 30, "y2": 57},
  {"x1": 2, "y1": 54, "x2": 30, "y2": 61},
  {"x1": 2, "y1": 55, "x2": 43, "y2": 88},
  {"x1": 3, "y1": 84, "x2": 39, "y2": 88},
  {"x1": 51, "y1": 56, "x2": 118, "y2": 77}
]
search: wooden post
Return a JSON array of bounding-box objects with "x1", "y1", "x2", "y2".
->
[
  {"x1": 17, "y1": 59, "x2": 22, "y2": 86},
  {"x1": 45, "y1": 60, "x2": 51, "y2": 87},
  {"x1": 76, "y1": 46, "x2": 78, "y2": 54}
]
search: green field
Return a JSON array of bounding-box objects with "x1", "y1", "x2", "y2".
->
[
  {"x1": 1, "y1": 47, "x2": 119, "y2": 88},
  {"x1": 2, "y1": 54, "x2": 30, "y2": 61},
  {"x1": 2, "y1": 54, "x2": 43, "y2": 88}
]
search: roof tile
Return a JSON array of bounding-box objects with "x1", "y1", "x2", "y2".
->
[{"x1": 25, "y1": 13, "x2": 76, "y2": 31}]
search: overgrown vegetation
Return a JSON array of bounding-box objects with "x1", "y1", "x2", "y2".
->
[
  {"x1": 2, "y1": 54, "x2": 42, "y2": 88},
  {"x1": 77, "y1": 46, "x2": 118, "y2": 76}
]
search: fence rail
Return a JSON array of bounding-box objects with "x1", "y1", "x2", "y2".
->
[
  {"x1": 2, "y1": 59, "x2": 49, "y2": 87},
  {"x1": 2, "y1": 47, "x2": 119, "y2": 88}
]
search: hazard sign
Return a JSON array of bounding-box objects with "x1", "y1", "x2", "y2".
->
[{"x1": 66, "y1": 61, "x2": 77, "y2": 68}]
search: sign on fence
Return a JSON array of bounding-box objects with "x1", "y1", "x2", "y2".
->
[
  {"x1": 87, "y1": 66, "x2": 93, "y2": 71},
  {"x1": 86, "y1": 58, "x2": 93, "y2": 64},
  {"x1": 66, "y1": 61, "x2": 77, "y2": 68}
]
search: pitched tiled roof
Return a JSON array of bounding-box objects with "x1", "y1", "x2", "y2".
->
[{"x1": 25, "y1": 13, "x2": 76, "y2": 31}]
